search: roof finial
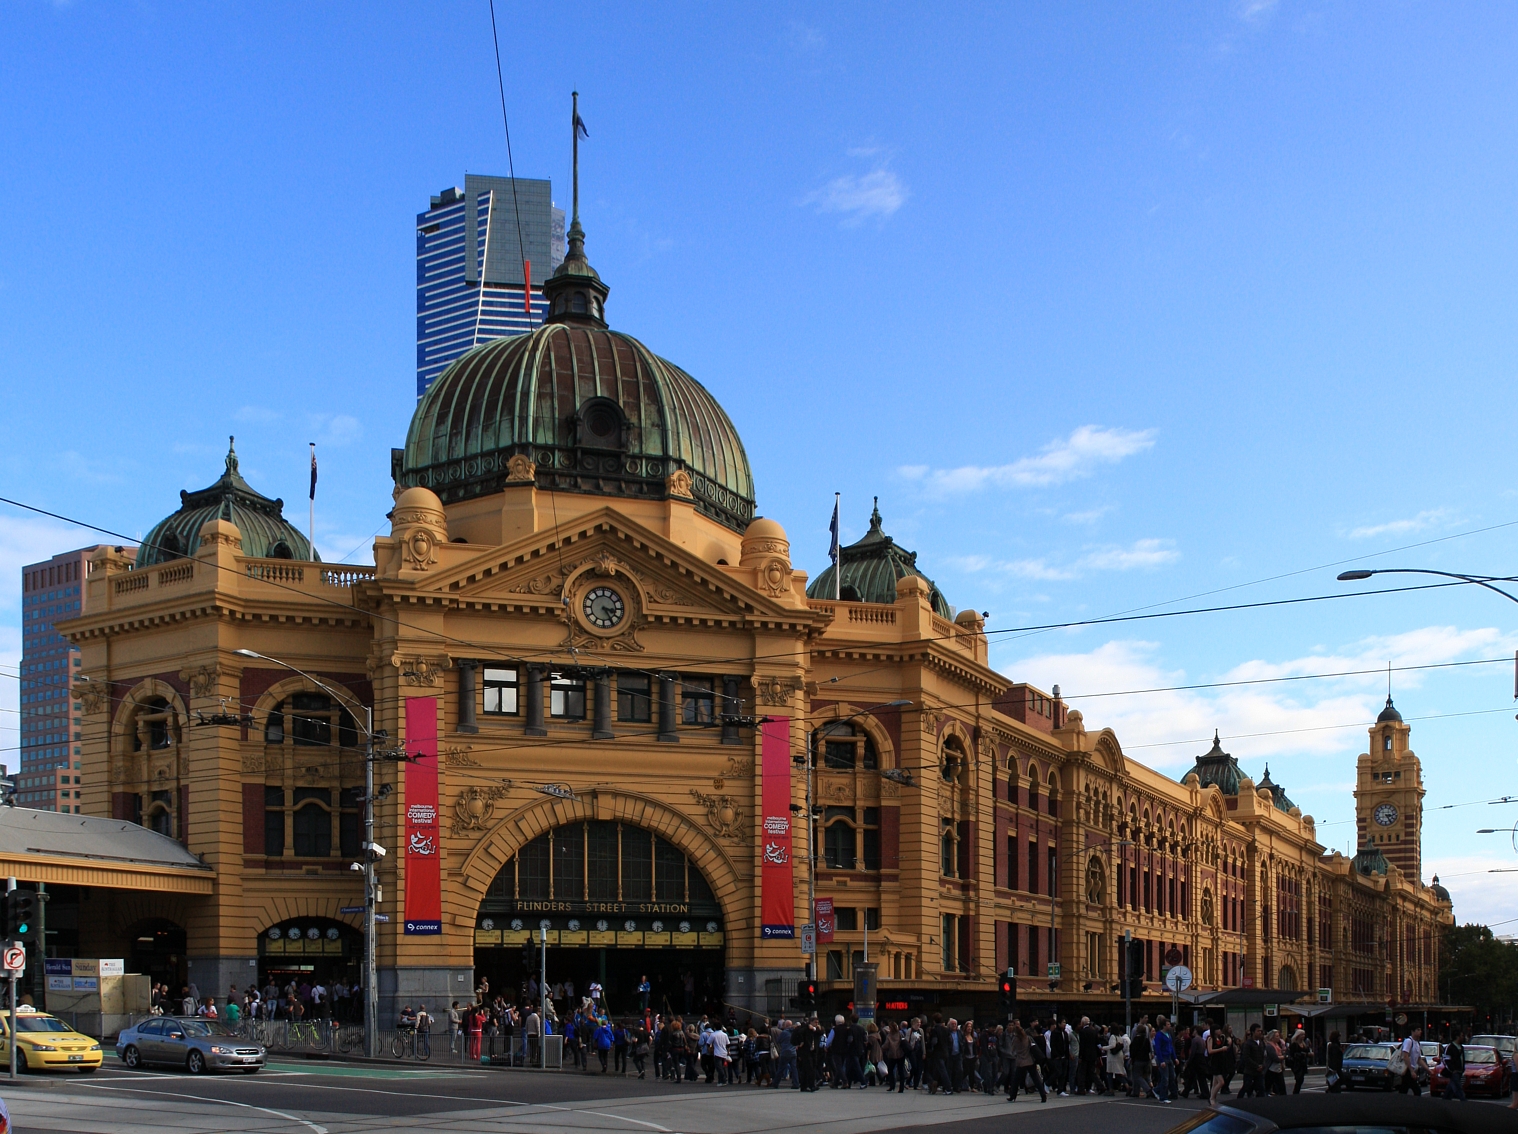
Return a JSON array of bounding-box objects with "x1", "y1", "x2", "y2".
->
[
  {"x1": 569, "y1": 90, "x2": 588, "y2": 258},
  {"x1": 226, "y1": 435, "x2": 239, "y2": 474},
  {"x1": 869, "y1": 497, "x2": 882, "y2": 531},
  {"x1": 1214, "y1": 729, "x2": 1220, "y2": 745}
]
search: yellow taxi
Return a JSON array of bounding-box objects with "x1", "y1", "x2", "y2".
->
[{"x1": 0, "y1": 1010, "x2": 103, "y2": 1072}]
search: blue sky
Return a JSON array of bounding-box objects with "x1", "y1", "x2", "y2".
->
[{"x1": 4, "y1": 2, "x2": 1518, "y2": 922}]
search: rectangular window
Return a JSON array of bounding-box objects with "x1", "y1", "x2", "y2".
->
[
  {"x1": 621, "y1": 828, "x2": 652, "y2": 901},
  {"x1": 826, "y1": 950, "x2": 844, "y2": 980},
  {"x1": 823, "y1": 739, "x2": 856, "y2": 769},
  {"x1": 1028, "y1": 922, "x2": 1038, "y2": 976},
  {"x1": 866, "y1": 907, "x2": 880, "y2": 931},
  {"x1": 1118, "y1": 857, "x2": 1127, "y2": 906},
  {"x1": 834, "y1": 906, "x2": 858, "y2": 932},
  {"x1": 482, "y1": 667, "x2": 519, "y2": 715},
  {"x1": 264, "y1": 786, "x2": 285, "y2": 857},
  {"x1": 942, "y1": 914, "x2": 956, "y2": 972},
  {"x1": 339, "y1": 787, "x2": 362, "y2": 858},
  {"x1": 1028, "y1": 840, "x2": 1039, "y2": 896},
  {"x1": 293, "y1": 787, "x2": 331, "y2": 857},
  {"x1": 554, "y1": 824, "x2": 584, "y2": 899},
  {"x1": 1047, "y1": 846, "x2": 1057, "y2": 900},
  {"x1": 549, "y1": 673, "x2": 586, "y2": 719},
  {"x1": 587, "y1": 820, "x2": 619, "y2": 901},
  {"x1": 1131, "y1": 865, "x2": 1139, "y2": 910},
  {"x1": 654, "y1": 836, "x2": 685, "y2": 902},
  {"x1": 862, "y1": 807, "x2": 880, "y2": 871},
  {"x1": 825, "y1": 808, "x2": 857, "y2": 870},
  {"x1": 681, "y1": 677, "x2": 715, "y2": 725},
  {"x1": 1007, "y1": 834, "x2": 1019, "y2": 891},
  {"x1": 518, "y1": 834, "x2": 550, "y2": 900},
  {"x1": 617, "y1": 674, "x2": 652, "y2": 722}
]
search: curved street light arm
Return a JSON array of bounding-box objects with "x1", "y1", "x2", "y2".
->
[
  {"x1": 1337, "y1": 568, "x2": 1518, "y2": 607},
  {"x1": 231, "y1": 648, "x2": 375, "y2": 738}
]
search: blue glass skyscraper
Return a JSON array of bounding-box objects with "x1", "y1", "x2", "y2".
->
[{"x1": 416, "y1": 175, "x2": 565, "y2": 398}]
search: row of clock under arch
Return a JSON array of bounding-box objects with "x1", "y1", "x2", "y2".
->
[{"x1": 480, "y1": 917, "x2": 720, "y2": 935}]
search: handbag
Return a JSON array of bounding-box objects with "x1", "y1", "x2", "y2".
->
[{"x1": 1387, "y1": 1047, "x2": 1409, "y2": 1076}]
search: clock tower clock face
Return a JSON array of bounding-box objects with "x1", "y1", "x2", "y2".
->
[
  {"x1": 582, "y1": 586, "x2": 625, "y2": 630},
  {"x1": 1373, "y1": 802, "x2": 1398, "y2": 827}
]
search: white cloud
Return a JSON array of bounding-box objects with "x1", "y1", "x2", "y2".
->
[
  {"x1": 803, "y1": 170, "x2": 908, "y2": 224},
  {"x1": 1345, "y1": 509, "x2": 1453, "y2": 540},
  {"x1": 1000, "y1": 624, "x2": 1515, "y2": 774},
  {"x1": 1063, "y1": 506, "x2": 1114, "y2": 525},
  {"x1": 306, "y1": 414, "x2": 363, "y2": 447},
  {"x1": 1076, "y1": 539, "x2": 1179, "y2": 572},
  {"x1": 898, "y1": 425, "x2": 1155, "y2": 494},
  {"x1": 1237, "y1": 0, "x2": 1278, "y2": 21},
  {"x1": 234, "y1": 405, "x2": 280, "y2": 424}
]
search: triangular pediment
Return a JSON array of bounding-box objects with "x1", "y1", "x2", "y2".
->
[{"x1": 417, "y1": 508, "x2": 808, "y2": 625}]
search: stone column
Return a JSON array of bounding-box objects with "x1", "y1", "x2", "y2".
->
[
  {"x1": 592, "y1": 672, "x2": 614, "y2": 740},
  {"x1": 524, "y1": 666, "x2": 546, "y2": 736},
  {"x1": 457, "y1": 662, "x2": 478, "y2": 734},
  {"x1": 657, "y1": 675, "x2": 679, "y2": 743}
]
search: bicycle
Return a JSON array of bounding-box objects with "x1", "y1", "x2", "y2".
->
[{"x1": 391, "y1": 1027, "x2": 432, "y2": 1061}]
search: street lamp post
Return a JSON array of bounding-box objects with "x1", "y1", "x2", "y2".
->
[
  {"x1": 798, "y1": 701, "x2": 912, "y2": 984},
  {"x1": 234, "y1": 648, "x2": 386, "y2": 1059},
  {"x1": 1337, "y1": 568, "x2": 1518, "y2": 606}
]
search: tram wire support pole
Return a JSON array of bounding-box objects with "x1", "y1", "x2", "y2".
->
[{"x1": 7, "y1": 875, "x2": 15, "y2": 1081}]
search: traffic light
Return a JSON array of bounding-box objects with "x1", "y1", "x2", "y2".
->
[
  {"x1": 797, "y1": 980, "x2": 817, "y2": 1010},
  {"x1": 1125, "y1": 938, "x2": 1145, "y2": 1000},
  {"x1": 4, "y1": 890, "x2": 37, "y2": 942},
  {"x1": 997, "y1": 975, "x2": 1015, "y2": 1021}
]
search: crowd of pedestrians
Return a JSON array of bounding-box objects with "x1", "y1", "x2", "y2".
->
[{"x1": 147, "y1": 976, "x2": 365, "y2": 1024}]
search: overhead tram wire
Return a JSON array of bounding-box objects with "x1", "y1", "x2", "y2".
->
[{"x1": 4, "y1": 492, "x2": 1515, "y2": 711}]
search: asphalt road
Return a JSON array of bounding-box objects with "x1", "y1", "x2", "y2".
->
[{"x1": 0, "y1": 1059, "x2": 1512, "y2": 1134}]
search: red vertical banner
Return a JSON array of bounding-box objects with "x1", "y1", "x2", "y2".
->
[
  {"x1": 815, "y1": 897, "x2": 835, "y2": 943},
  {"x1": 760, "y1": 716, "x2": 795, "y2": 939},
  {"x1": 403, "y1": 696, "x2": 442, "y2": 935}
]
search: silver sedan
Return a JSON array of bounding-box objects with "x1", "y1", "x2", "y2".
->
[{"x1": 116, "y1": 1017, "x2": 265, "y2": 1073}]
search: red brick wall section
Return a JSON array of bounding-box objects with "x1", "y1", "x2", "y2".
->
[
  {"x1": 242, "y1": 783, "x2": 264, "y2": 854},
  {"x1": 178, "y1": 784, "x2": 189, "y2": 845},
  {"x1": 959, "y1": 914, "x2": 973, "y2": 974},
  {"x1": 880, "y1": 806, "x2": 900, "y2": 870},
  {"x1": 995, "y1": 920, "x2": 1008, "y2": 974},
  {"x1": 957, "y1": 820, "x2": 972, "y2": 880},
  {"x1": 111, "y1": 792, "x2": 134, "y2": 821}
]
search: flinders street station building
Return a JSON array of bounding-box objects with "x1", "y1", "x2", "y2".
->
[{"x1": 53, "y1": 211, "x2": 1452, "y2": 1035}]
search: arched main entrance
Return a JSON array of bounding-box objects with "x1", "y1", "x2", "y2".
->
[
  {"x1": 258, "y1": 917, "x2": 364, "y2": 1018},
  {"x1": 474, "y1": 820, "x2": 725, "y2": 1018}
]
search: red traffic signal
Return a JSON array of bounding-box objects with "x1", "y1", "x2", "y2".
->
[
  {"x1": 998, "y1": 976, "x2": 1013, "y2": 996},
  {"x1": 798, "y1": 980, "x2": 817, "y2": 1006}
]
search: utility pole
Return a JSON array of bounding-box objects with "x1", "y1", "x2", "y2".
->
[
  {"x1": 1124, "y1": 929, "x2": 1133, "y2": 1034},
  {"x1": 364, "y1": 704, "x2": 378, "y2": 1060},
  {"x1": 7, "y1": 876, "x2": 16, "y2": 1081}
]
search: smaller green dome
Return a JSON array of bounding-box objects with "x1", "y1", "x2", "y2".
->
[
  {"x1": 806, "y1": 500, "x2": 952, "y2": 618},
  {"x1": 1257, "y1": 764, "x2": 1296, "y2": 813},
  {"x1": 1353, "y1": 839, "x2": 1390, "y2": 877},
  {"x1": 1190, "y1": 731, "x2": 1245, "y2": 795},
  {"x1": 136, "y1": 438, "x2": 317, "y2": 567}
]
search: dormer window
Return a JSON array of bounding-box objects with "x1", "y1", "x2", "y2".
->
[
  {"x1": 572, "y1": 292, "x2": 587, "y2": 313},
  {"x1": 1383, "y1": 735, "x2": 1392, "y2": 751}
]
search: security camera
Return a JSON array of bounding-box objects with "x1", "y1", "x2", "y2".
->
[
  {"x1": 349, "y1": 862, "x2": 363, "y2": 872},
  {"x1": 365, "y1": 842, "x2": 387, "y2": 858}
]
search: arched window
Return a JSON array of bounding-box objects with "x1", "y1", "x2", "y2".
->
[
  {"x1": 157, "y1": 531, "x2": 183, "y2": 559},
  {"x1": 818, "y1": 722, "x2": 878, "y2": 770},
  {"x1": 269, "y1": 541, "x2": 294, "y2": 560},
  {"x1": 572, "y1": 292, "x2": 587, "y2": 313},
  {"x1": 131, "y1": 697, "x2": 176, "y2": 752},
  {"x1": 293, "y1": 788, "x2": 332, "y2": 857},
  {"x1": 1046, "y1": 771, "x2": 1059, "y2": 817},
  {"x1": 941, "y1": 737, "x2": 967, "y2": 783},
  {"x1": 940, "y1": 819, "x2": 957, "y2": 878},
  {"x1": 146, "y1": 790, "x2": 174, "y2": 838}
]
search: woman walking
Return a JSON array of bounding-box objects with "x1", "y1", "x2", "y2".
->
[
  {"x1": 1006, "y1": 1022, "x2": 1048, "y2": 1103},
  {"x1": 1208, "y1": 1023, "x2": 1232, "y2": 1107}
]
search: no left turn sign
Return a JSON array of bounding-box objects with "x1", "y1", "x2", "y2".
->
[{"x1": 3, "y1": 945, "x2": 24, "y2": 973}]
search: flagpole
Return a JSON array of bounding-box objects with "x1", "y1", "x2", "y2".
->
[
  {"x1": 308, "y1": 442, "x2": 316, "y2": 557},
  {"x1": 834, "y1": 493, "x2": 841, "y2": 601}
]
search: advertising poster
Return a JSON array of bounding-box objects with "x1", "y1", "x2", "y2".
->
[
  {"x1": 759, "y1": 716, "x2": 795, "y2": 938},
  {"x1": 816, "y1": 897, "x2": 836, "y2": 943},
  {"x1": 403, "y1": 696, "x2": 442, "y2": 935}
]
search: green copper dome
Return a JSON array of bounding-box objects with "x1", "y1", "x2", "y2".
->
[
  {"x1": 396, "y1": 220, "x2": 755, "y2": 533},
  {"x1": 1353, "y1": 839, "x2": 1390, "y2": 877},
  {"x1": 807, "y1": 500, "x2": 952, "y2": 618},
  {"x1": 1257, "y1": 764, "x2": 1297, "y2": 813},
  {"x1": 1190, "y1": 731, "x2": 1245, "y2": 795},
  {"x1": 136, "y1": 439, "x2": 316, "y2": 567}
]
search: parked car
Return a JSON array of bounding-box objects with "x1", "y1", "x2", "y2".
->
[
  {"x1": 1467, "y1": 1033, "x2": 1516, "y2": 1060},
  {"x1": 1430, "y1": 1045, "x2": 1511, "y2": 1098},
  {"x1": 116, "y1": 1016, "x2": 264, "y2": 1074},
  {"x1": 1339, "y1": 1042, "x2": 1396, "y2": 1090},
  {"x1": 0, "y1": 1011, "x2": 102, "y2": 1073}
]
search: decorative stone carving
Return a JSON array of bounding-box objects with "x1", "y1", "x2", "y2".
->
[
  {"x1": 665, "y1": 469, "x2": 693, "y2": 500},
  {"x1": 181, "y1": 665, "x2": 219, "y2": 699},
  {"x1": 390, "y1": 486, "x2": 447, "y2": 572},
  {"x1": 75, "y1": 681, "x2": 107, "y2": 715},
  {"x1": 394, "y1": 655, "x2": 451, "y2": 687},
  {"x1": 563, "y1": 620, "x2": 644, "y2": 654},
  {"x1": 820, "y1": 778, "x2": 853, "y2": 803},
  {"x1": 690, "y1": 789, "x2": 744, "y2": 841},
  {"x1": 505, "y1": 454, "x2": 537, "y2": 484},
  {"x1": 757, "y1": 559, "x2": 791, "y2": 596},
  {"x1": 723, "y1": 755, "x2": 754, "y2": 779},
  {"x1": 650, "y1": 584, "x2": 697, "y2": 607},
  {"x1": 508, "y1": 572, "x2": 562, "y2": 596},
  {"x1": 452, "y1": 784, "x2": 513, "y2": 835},
  {"x1": 444, "y1": 746, "x2": 481, "y2": 768},
  {"x1": 241, "y1": 752, "x2": 266, "y2": 774},
  {"x1": 754, "y1": 675, "x2": 803, "y2": 706}
]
